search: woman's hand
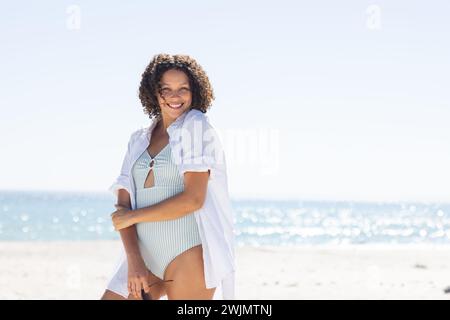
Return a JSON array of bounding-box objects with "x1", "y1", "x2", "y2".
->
[
  {"x1": 127, "y1": 255, "x2": 151, "y2": 299},
  {"x1": 111, "y1": 205, "x2": 135, "y2": 230}
]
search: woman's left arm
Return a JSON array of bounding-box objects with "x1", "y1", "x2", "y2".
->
[{"x1": 111, "y1": 170, "x2": 210, "y2": 230}]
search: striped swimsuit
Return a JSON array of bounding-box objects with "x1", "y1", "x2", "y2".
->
[{"x1": 132, "y1": 144, "x2": 202, "y2": 280}]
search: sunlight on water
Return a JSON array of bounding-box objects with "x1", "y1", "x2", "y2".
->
[{"x1": 0, "y1": 191, "x2": 449, "y2": 245}]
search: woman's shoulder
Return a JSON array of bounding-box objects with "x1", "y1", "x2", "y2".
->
[
  {"x1": 183, "y1": 109, "x2": 215, "y2": 130},
  {"x1": 126, "y1": 123, "x2": 152, "y2": 147},
  {"x1": 184, "y1": 108, "x2": 206, "y2": 122},
  {"x1": 129, "y1": 126, "x2": 147, "y2": 141},
  {"x1": 183, "y1": 110, "x2": 224, "y2": 150}
]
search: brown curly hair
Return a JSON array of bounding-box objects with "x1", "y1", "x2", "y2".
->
[{"x1": 139, "y1": 53, "x2": 215, "y2": 119}]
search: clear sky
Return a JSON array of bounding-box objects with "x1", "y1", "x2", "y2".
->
[{"x1": 0, "y1": 1, "x2": 449, "y2": 202}]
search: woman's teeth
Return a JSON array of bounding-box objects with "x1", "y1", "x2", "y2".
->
[{"x1": 168, "y1": 103, "x2": 183, "y2": 109}]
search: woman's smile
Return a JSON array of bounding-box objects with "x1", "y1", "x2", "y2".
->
[{"x1": 167, "y1": 102, "x2": 184, "y2": 109}]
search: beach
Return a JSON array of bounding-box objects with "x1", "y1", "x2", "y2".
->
[{"x1": 1, "y1": 241, "x2": 450, "y2": 300}]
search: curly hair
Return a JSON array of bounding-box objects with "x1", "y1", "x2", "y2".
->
[{"x1": 139, "y1": 53, "x2": 215, "y2": 119}]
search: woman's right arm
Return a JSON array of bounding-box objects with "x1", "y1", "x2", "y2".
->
[
  {"x1": 116, "y1": 189, "x2": 141, "y2": 258},
  {"x1": 116, "y1": 188, "x2": 151, "y2": 299}
]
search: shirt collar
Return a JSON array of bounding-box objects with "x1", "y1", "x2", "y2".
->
[
  {"x1": 142, "y1": 108, "x2": 192, "y2": 143},
  {"x1": 166, "y1": 109, "x2": 191, "y2": 136}
]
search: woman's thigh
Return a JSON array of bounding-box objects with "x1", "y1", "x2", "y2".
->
[
  {"x1": 144, "y1": 270, "x2": 168, "y2": 300},
  {"x1": 101, "y1": 271, "x2": 167, "y2": 300},
  {"x1": 127, "y1": 271, "x2": 168, "y2": 300},
  {"x1": 163, "y1": 244, "x2": 216, "y2": 300},
  {"x1": 100, "y1": 290, "x2": 126, "y2": 300}
]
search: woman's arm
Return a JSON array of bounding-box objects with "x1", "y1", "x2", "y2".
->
[
  {"x1": 132, "y1": 170, "x2": 210, "y2": 223},
  {"x1": 115, "y1": 189, "x2": 141, "y2": 259},
  {"x1": 111, "y1": 171, "x2": 210, "y2": 230},
  {"x1": 115, "y1": 189, "x2": 153, "y2": 299}
]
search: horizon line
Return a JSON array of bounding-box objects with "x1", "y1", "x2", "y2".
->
[{"x1": 0, "y1": 188, "x2": 449, "y2": 205}]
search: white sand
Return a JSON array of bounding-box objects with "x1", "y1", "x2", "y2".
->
[{"x1": 1, "y1": 241, "x2": 450, "y2": 299}]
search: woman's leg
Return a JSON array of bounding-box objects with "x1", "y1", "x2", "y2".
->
[
  {"x1": 100, "y1": 290, "x2": 127, "y2": 300},
  {"x1": 101, "y1": 271, "x2": 167, "y2": 300},
  {"x1": 127, "y1": 275, "x2": 168, "y2": 300},
  {"x1": 163, "y1": 245, "x2": 216, "y2": 300}
]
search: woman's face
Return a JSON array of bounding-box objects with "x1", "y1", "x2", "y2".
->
[{"x1": 157, "y1": 69, "x2": 192, "y2": 122}]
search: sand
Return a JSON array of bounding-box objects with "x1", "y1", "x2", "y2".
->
[{"x1": 1, "y1": 241, "x2": 450, "y2": 300}]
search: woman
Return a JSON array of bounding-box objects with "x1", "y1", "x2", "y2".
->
[{"x1": 101, "y1": 54, "x2": 235, "y2": 300}]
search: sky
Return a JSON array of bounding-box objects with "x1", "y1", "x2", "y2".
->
[{"x1": 0, "y1": 0, "x2": 449, "y2": 202}]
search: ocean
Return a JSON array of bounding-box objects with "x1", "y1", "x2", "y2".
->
[{"x1": 1, "y1": 190, "x2": 449, "y2": 246}]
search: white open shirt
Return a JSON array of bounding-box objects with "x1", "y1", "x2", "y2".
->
[{"x1": 106, "y1": 109, "x2": 236, "y2": 300}]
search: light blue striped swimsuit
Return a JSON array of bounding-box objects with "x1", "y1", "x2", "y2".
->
[{"x1": 132, "y1": 144, "x2": 202, "y2": 280}]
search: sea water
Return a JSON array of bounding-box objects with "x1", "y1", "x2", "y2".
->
[{"x1": 0, "y1": 190, "x2": 449, "y2": 246}]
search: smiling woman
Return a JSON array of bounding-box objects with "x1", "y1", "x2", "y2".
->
[
  {"x1": 156, "y1": 69, "x2": 193, "y2": 116},
  {"x1": 101, "y1": 53, "x2": 235, "y2": 301},
  {"x1": 138, "y1": 53, "x2": 215, "y2": 119}
]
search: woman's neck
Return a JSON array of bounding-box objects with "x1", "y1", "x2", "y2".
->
[
  {"x1": 154, "y1": 115, "x2": 174, "y2": 136},
  {"x1": 159, "y1": 117, "x2": 174, "y2": 132},
  {"x1": 158, "y1": 109, "x2": 189, "y2": 133}
]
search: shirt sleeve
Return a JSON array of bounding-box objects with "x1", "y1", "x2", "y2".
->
[
  {"x1": 108, "y1": 131, "x2": 136, "y2": 197},
  {"x1": 177, "y1": 114, "x2": 225, "y2": 179}
]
